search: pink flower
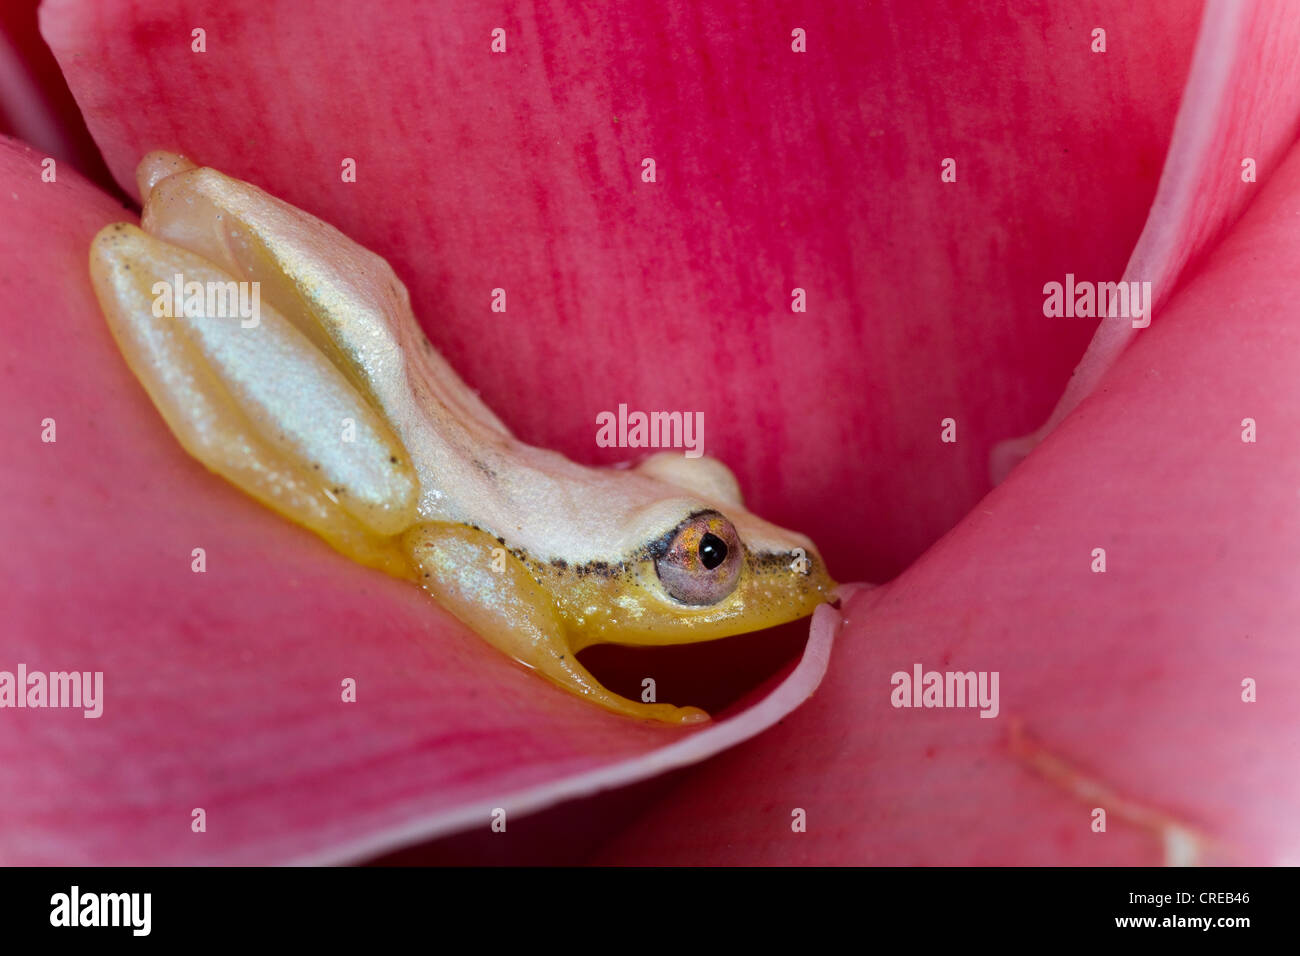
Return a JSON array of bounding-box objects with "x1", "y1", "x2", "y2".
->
[{"x1": 2, "y1": 0, "x2": 1297, "y2": 864}]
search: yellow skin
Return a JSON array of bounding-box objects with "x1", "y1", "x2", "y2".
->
[{"x1": 89, "y1": 152, "x2": 836, "y2": 723}]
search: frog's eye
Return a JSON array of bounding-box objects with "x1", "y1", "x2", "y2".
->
[{"x1": 652, "y1": 511, "x2": 743, "y2": 606}]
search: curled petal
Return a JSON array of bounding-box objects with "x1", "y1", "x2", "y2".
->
[
  {"x1": 599, "y1": 137, "x2": 1300, "y2": 865},
  {"x1": 994, "y1": 0, "x2": 1300, "y2": 481}
]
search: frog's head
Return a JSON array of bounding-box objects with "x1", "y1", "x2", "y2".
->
[{"x1": 548, "y1": 452, "x2": 836, "y2": 648}]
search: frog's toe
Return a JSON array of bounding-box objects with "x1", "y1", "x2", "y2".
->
[{"x1": 590, "y1": 697, "x2": 711, "y2": 725}]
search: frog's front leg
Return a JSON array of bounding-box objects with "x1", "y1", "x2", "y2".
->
[{"x1": 403, "y1": 524, "x2": 708, "y2": 724}]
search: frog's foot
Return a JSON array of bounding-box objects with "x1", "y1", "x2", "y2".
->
[{"x1": 404, "y1": 523, "x2": 710, "y2": 725}]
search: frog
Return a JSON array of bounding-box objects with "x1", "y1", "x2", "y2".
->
[{"x1": 88, "y1": 151, "x2": 835, "y2": 724}]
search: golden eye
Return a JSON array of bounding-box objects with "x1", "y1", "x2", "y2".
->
[{"x1": 652, "y1": 511, "x2": 743, "y2": 606}]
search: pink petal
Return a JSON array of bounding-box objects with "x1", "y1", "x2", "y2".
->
[
  {"x1": 598, "y1": 137, "x2": 1300, "y2": 865},
  {"x1": 994, "y1": 0, "x2": 1300, "y2": 480},
  {"x1": 0, "y1": 0, "x2": 113, "y2": 188},
  {"x1": 0, "y1": 138, "x2": 839, "y2": 864},
  {"x1": 42, "y1": 0, "x2": 1202, "y2": 579}
]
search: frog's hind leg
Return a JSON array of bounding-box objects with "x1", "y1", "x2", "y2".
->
[
  {"x1": 90, "y1": 223, "x2": 420, "y2": 577},
  {"x1": 403, "y1": 524, "x2": 709, "y2": 725},
  {"x1": 134, "y1": 152, "x2": 514, "y2": 461}
]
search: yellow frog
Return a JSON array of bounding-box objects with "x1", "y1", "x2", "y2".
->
[{"x1": 89, "y1": 152, "x2": 835, "y2": 723}]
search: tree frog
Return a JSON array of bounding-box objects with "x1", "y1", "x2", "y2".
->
[{"x1": 89, "y1": 152, "x2": 835, "y2": 723}]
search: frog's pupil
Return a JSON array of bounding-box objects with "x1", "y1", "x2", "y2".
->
[{"x1": 698, "y1": 532, "x2": 727, "y2": 570}]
